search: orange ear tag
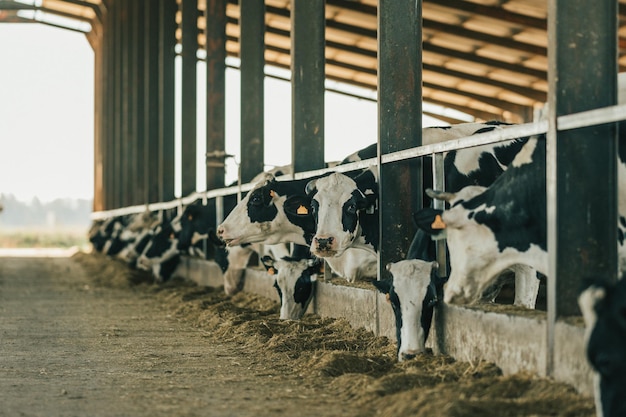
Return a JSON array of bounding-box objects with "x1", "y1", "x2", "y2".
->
[
  {"x1": 297, "y1": 205, "x2": 309, "y2": 215},
  {"x1": 268, "y1": 267, "x2": 276, "y2": 275},
  {"x1": 188, "y1": 214, "x2": 193, "y2": 221},
  {"x1": 169, "y1": 233, "x2": 175, "y2": 239},
  {"x1": 269, "y1": 190, "x2": 276, "y2": 198},
  {"x1": 431, "y1": 214, "x2": 446, "y2": 230},
  {"x1": 385, "y1": 293, "x2": 391, "y2": 304}
]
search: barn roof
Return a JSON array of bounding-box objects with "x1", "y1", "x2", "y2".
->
[{"x1": 2, "y1": 0, "x2": 625, "y2": 122}]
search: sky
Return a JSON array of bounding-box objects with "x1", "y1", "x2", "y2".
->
[{"x1": 0, "y1": 22, "x2": 449, "y2": 204}]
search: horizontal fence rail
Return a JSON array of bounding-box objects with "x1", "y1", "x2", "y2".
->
[{"x1": 91, "y1": 103, "x2": 626, "y2": 221}]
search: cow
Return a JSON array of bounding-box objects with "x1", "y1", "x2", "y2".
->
[
  {"x1": 416, "y1": 131, "x2": 626, "y2": 306},
  {"x1": 578, "y1": 276, "x2": 626, "y2": 417},
  {"x1": 110, "y1": 210, "x2": 161, "y2": 262},
  {"x1": 261, "y1": 254, "x2": 323, "y2": 320},
  {"x1": 89, "y1": 216, "x2": 126, "y2": 253},
  {"x1": 373, "y1": 259, "x2": 441, "y2": 361},
  {"x1": 136, "y1": 220, "x2": 185, "y2": 282}
]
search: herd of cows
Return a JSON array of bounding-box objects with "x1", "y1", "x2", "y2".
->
[{"x1": 89, "y1": 121, "x2": 625, "y2": 417}]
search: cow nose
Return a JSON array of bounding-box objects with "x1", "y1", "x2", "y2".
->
[
  {"x1": 315, "y1": 236, "x2": 334, "y2": 250},
  {"x1": 401, "y1": 352, "x2": 417, "y2": 361}
]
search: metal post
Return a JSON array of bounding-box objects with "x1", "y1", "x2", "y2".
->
[
  {"x1": 145, "y1": 0, "x2": 161, "y2": 204},
  {"x1": 205, "y1": 0, "x2": 227, "y2": 191},
  {"x1": 93, "y1": 12, "x2": 104, "y2": 212},
  {"x1": 181, "y1": 0, "x2": 198, "y2": 197},
  {"x1": 291, "y1": 0, "x2": 325, "y2": 173},
  {"x1": 159, "y1": 0, "x2": 177, "y2": 202},
  {"x1": 113, "y1": 0, "x2": 123, "y2": 208},
  {"x1": 131, "y1": 0, "x2": 146, "y2": 206},
  {"x1": 546, "y1": 0, "x2": 618, "y2": 376},
  {"x1": 378, "y1": 0, "x2": 423, "y2": 278},
  {"x1": 240, "y1": 0, "x2": 265, "y2": 183},
  {"x1": 432, "y1": 153, "x2": 447, "y2": 278}
]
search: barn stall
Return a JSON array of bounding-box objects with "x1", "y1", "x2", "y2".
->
[{"x1": 4, "y1": 0, "x2": 623, "y2": 412}]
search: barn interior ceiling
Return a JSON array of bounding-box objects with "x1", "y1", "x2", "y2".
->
[{"x1": 2, "y1": 0, "x2": 626, "y2": 122}]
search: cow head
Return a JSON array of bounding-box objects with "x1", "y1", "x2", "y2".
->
[
  {"x1": 217, "y1": 176, "x2": 314, "y2": 247},
  {"x1": 136, "y1": 222, "x2": 180, "y2": 272},
  {"x1": 307, "y1": 170, "x2": 377, "y2": 257},
  {"x1": 177, "y1": 203, "x2": 214, "y2": 249},
  {"x1": 373, "y1": 260, "x2": 440, "y2": 361},
  {"x1": 578, "y1": 277, "x2": 626, "y2": 417},
  {"x1": 262, "y1": 255, "x2": 321, "y2": 320}
]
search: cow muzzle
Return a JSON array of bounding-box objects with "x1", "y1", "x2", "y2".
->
[{"x1": 312, "y1": 236, "x2": 337, "y2": 257}]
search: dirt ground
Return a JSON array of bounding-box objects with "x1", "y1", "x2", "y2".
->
[{"x1": 0, "y1": 250, "x2": 595, "y2": 417}]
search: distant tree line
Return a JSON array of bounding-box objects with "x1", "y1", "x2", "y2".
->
[{"x1": 0, "y1": 194, "x2": 92, "y2": 228}]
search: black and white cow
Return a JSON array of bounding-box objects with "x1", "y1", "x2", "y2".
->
[
  {"x1": 136, "y1": 220, "x2": 184, "y2": 282},
  {"x1": 578, "y1": 276, "x2": 626, "y2": 417},
  {"x1": 373, "y1": 259, "x2": 441, "y2": 361},
  {"x1": 113, "y1": 210, "x2": 161, "y2": 262},
  {"x1": 416, "y1": 131, "x2": 626, "y2": 306},
  {"x1": 261, "y1": 254, "x2": 323, "y2": 320},
  {"x1": 89, "y1": 216, "x2": 125, "y2": 253}
]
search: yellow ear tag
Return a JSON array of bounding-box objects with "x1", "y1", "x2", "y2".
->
[
  {"x1": 170, "y1": 233, "x2": 175, "y2": 239},
  {"x1": 188, "y1": 214, "x2": 193, "y2": 221},
  {"x1": 268, "y1": 267, "x2": 276, "y2": 275},
  {"x1": 431, "y1": 214, "x2": 446, "y2": 230},
  {"x1": 385, "y1": 293, "x2": 391, "y2": 304},
  {"x1": 269, "y1": 190, "x2": 276, "y2": 198},
  {"x1": 297, "y1": 205, "x2": 309, "y2": 215}
]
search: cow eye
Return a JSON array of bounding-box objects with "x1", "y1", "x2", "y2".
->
[
  {"x1": 346, "y1": 203, "x2": 357, "y2": 215},
  {"x1": 250, "y1": 193, "x2": 263, "y2": 206}
]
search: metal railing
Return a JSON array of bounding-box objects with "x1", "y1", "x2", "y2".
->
[{"x1": 92, "y1": 102, "x2": 626, "y2": 222}]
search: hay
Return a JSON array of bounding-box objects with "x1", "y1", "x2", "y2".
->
[{"x1": 73, "y1": 251, "x2": 595, "y2": 417}]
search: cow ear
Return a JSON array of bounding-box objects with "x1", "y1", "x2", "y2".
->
[
  {"x1": 426, "y1": 188, "x2": 456, "y2": 202},
  {"x1": 261, "y1": 255, "x2": 277, "y2": 275},
  {"x1": 284, "y1": 195, "x2": 312, "y2": 217},
  {"x1": 305, "y1": 179, "x2": 318, "y2": 196},
  {"x1": 372, "y1": 279, "x2": 391, "y2": 295},
  {"x1": 413, "y1": 208, "x2": 447, "y2": 237}
]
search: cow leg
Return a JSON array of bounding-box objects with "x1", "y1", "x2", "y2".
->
[{"x1": 510, "y1": 264, "x2": 539, "y2": 309}]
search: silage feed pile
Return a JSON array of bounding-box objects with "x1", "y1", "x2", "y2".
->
[{"x1": 73, "y1": 251, "x2": 595, "y2": 417}]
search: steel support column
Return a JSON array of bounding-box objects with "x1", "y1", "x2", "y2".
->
[
  {"x1": 377, "y1": 0, "x2": 423, "y2": 278},
  {"x1": 240, "y1": 0, "x2": 265, "y2": 183},
  {"x1": 159, "y1": 0, "x2": 177, "y2": 202},
  {"x1": 93, "y1": 12, "x2": 104, "y2": 211},
  {"x1": 181, "y1": 0, "x2": 198, "y2": 196},
  {"x1": 103, "y1": 1, "x2": 115, "y2": 210},
  {"x1": 121, "y1": 0, "x2": 133, "y2": 207},
  {"x1": 546, "y1": 0, "x2": 618, "y2": 374},
  {"x1": 205, "y1": 0, "x2": 227, "y2": 190},
  {"x1": 145, "y1": 0, "x2": 161, "y2": 204},
  {"x1": 130, "y1": 0, "x2": 145, "y2": 206},
  {"x1": 291, "y1": 0, "x2": 325, "y2": 173},
  {"x1": 113, "y1": 0, "x2": 123, "y2": 208}
]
